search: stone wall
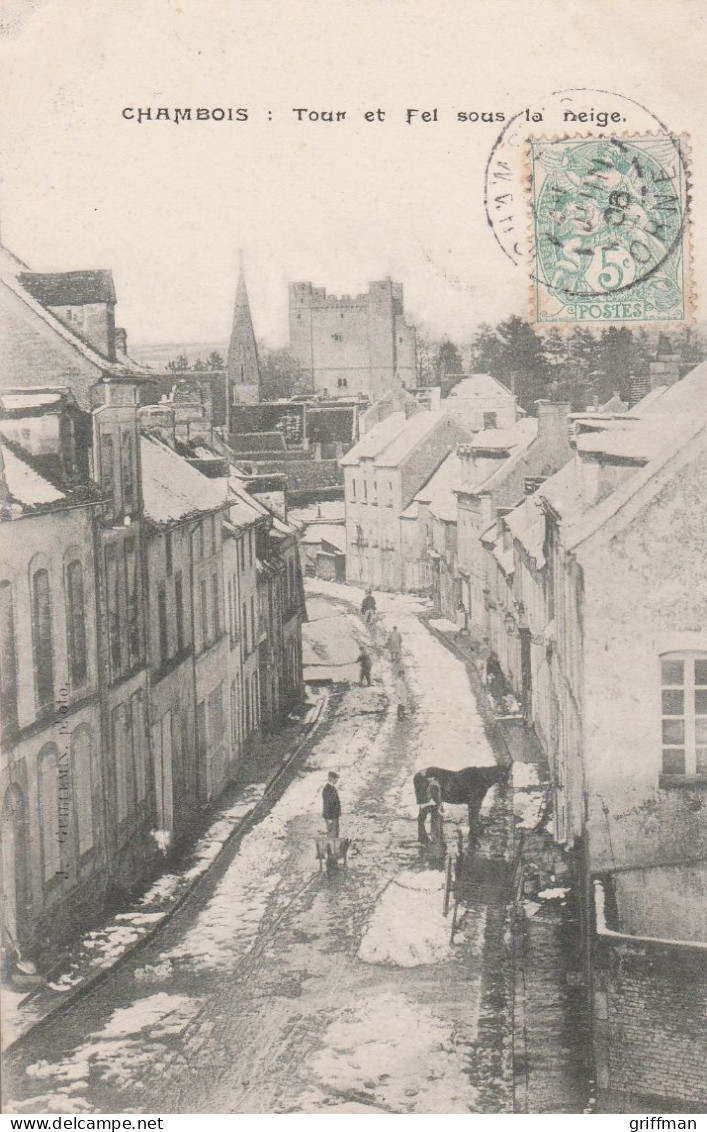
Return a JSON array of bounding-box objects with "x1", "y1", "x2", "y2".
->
[{"x1": 593, "y1": 938, "x2": 707, "y2": 1111}]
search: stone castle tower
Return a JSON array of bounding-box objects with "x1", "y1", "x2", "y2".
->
[
  {"x1": 227, "y1": 265, "x2": 261, "y2": 406},
  {"x1": 288, "y1": 277, "x2": 418, "y2": 400}
]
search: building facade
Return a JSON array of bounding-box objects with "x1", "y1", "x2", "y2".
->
[{"x1": 0, "y1": 246, "x2": 306, "y2": 968}]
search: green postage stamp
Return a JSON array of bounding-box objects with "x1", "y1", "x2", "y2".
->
[{"x1": 529, "y1": 135, "x2": 690, "y2": 325}]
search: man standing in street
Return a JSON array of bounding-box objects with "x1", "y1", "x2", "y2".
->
[
  {"x1": 361, "y1": 589, "x2": 376, "y2": 625},
  {"x1": 387, "y1": 625, "x2": 403, "y2": 664},
  {"x1": 357, "y1": 646, "x2": 373, "y2": 686},
  {"x1": 322, "y1": 771, "x2": 341, "y2": 839}
]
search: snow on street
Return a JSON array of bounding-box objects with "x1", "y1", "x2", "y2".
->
[{"x1": 5, "y1": 586, "x2": 514, "y2": 1115}]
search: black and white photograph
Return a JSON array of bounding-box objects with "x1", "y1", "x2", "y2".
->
[{"x1": 0, "y1": 0, "x2": 705, "y2": 1120}]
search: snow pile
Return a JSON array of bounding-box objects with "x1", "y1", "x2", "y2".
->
[
  {"x1": 428, "y1": 617, "x2": 459, "y2": 633},
  {"x1": 514, "y1": 791, "x2": 546, "y2": 830},
  {"x1": 98, "y1": 993, "x2": 200, "y2": 1039},
  {"x1": 24, "y1": 992, "x2": 204, "y2": 1105},
  {"x1": 310, "y1": 991, "x2": 477, "y2": 1113},
  {"x1": 512, "y1": 762, "x2": 541, "y2": 788},
  {"x1": 537, "y1": 886, "x2": 571, "y2": 901},
  {"x1": 358, "y1": 871, "x2": 450, "y2": 967}
]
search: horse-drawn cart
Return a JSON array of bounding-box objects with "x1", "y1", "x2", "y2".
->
[{"x1": 315, "y1": 836, "x2": 351, "y2": 876}]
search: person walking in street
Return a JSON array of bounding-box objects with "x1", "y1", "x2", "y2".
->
[
  {"x1": 322, "y1": 771, "x2": 341, "y2": 839},
  {"x1": 387, "y1": 625, "x2": 403, "y2": 664},
  {"x1": 394, "y1": 667, "x2": 410, "y2": 720},
  {"x1": 357, "y1": 646, "x2": 372, "y2": 686},
  {"x1": 361, "y1": 589, "x2": 376, "y2": 625}
]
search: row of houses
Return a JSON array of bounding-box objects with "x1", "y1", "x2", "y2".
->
[
  {"x1": 341, "y1": 364, "x2": 707, "y2": 1111},
  {"x1": 0, "y1": 245, "x2": 306, "y2": 965}
]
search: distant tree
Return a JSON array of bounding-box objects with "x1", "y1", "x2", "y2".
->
[
  {"x1": 416, "y1": 331, "x2": 440, "y2": 386},
  {"x1": 494, "y1": 316, "x2": 549, "y2": 411},
  {"x1": 207, "y1": 350, "x2": 225, "y2": 370},
  {"x1": 258, "y1": 344, "x2": 306, "y2": 400},
  {"x1": 595, "y1": 326, "x2": 634, "y2": 401},
  {"x1": 166, "y1": 353, "x2": 190, "y2": 373},
  {"x1": 192, "y1": 357, "x2": 208, "y2": 372},
  {"x1": 469, "y1": 322, "x2": 504, "y2": 375},
  {"x1": 434, "y1": 339, "x2": 464, "y2": 383}
]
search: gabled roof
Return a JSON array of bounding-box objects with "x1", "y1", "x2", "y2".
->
[
  {"x1": 506, "y1": 496, "x2": 546, "y2": 567},
  {"x1": 414, "y1": 449, "x2": 463, "y2": 523},
  {"x1": 340, "y1": 412, "x2": 407, "y2": 465},
  {"x1": 140, "y1": 434, "x2": 229, "y2": 525},
  {"x1": 447, "y1": 373, "x2": 514, "y2": 400},
  {"x1": 375, "y1": 410, "x2": 449, "y2": 468},
  {"x1": 539, "y1": 362, "x2": 707, "y2": 550},
  {"x1": 18, "y1": 270, "x2": 117, "y2": 307},
  {"x1": 2, "y1": 273, "x2": 150, "y2": 384}
]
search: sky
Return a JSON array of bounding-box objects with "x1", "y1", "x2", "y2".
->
[{"x1": 1, "y1": 0, "x2": 705, "y2": 349}]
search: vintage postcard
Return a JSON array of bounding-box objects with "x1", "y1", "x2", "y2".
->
[{"x1": 1, "y1": 0, "x2": 705, "y2": 1121}]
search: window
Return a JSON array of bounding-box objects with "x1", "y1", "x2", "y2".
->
[
  {"x1": 351, "y1": 478, "x2": 356, "y2": 500},
  {"x1": 192, "y1": 523, "x2": 204, "y2": 562},
  {"x1": 157, "y1": 584, "x2": 169, "y2": 664},
  {"x1": 239, "y1": 537, "x2": 245, "y2": 572},
  {"x1": 66, "y1": 560, "x2": 88, "y2": 688},
  {"x1": 111, "y1": 704, "x2": 131, "y2": 821},
  {"x1": 244, "y1": 680, "x2": 251, "y2": 734},
  {"x1": 38, "y1": 744, "x2": 61, "y2": 881},
  {"x1": 72, "y1": 727, "x2": 94, "y2": 856},
  {"x1": 483, "y1": 412, "x2": 498, "y2": 429},
  {"x1": 31, "y1": 567, "x2": 54, "y2": 710},
  {"x1": 121, "y1": 429, "x2": 135, "y2": 513},
  {"x1": 211, "y1": 572, "x2": 221, "y2": 639},
  {"x1": 230, "y1": 679, "x2": 239, "y2": 750},
  {"x1": 174, "y1": 571, "x2": 185, "y2": 653},
  {"x1": 131, "y1": 690, "x2": 147, "y2": 802},
  {"x1": 152, "y1": 709, "x2": 174, "y2": 834},
  {"x1": 105, "y1": 545, "x2": 122, "y2": 677},
  {"x1": 165, "y1": 530, "x2": 173, "y2": 577},
  {"x1": 661, "y1": 653, "x2": 707, "y2": 776},
  {"x1": 101, "y1": 433, "x2": 115, "y2": 507},
  {"x1": 0, "y1": 581, "x2": 18, "y2": 734},
  {"x1": 248, "y1": 532, "x2": 253, "y2": 568},
  {"x1": 200, "y1": 579, "x2": 209, "y2": 649},
  {"x1": 363, "y1": 480, "x2": 368, "y2": 501},
  {"x1": 125, "y1": 538, "x2": 141, "y2": 667},
  {"x1": 250, "y1": 595, "x2": 256, "y2": 648},
  {"x1": 242, "y1": 600, "x2": 249, "y2": 654}
]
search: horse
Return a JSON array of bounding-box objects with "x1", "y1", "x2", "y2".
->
[{"x1": 413, "y1": 763, "x2": 510, "y2": 842}]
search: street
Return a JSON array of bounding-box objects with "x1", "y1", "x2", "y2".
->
[{"x1": 5, "y1": 585, "x2": 515, "y2": 1115}]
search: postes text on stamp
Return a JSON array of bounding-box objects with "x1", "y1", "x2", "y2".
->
[{"x1": 529, "y1": 135, "x2": 689, "y2": 326}]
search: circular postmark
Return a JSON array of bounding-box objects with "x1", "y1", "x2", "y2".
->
[{"x1": 484, "y1": 89, "x2": 690, "y2": 323}]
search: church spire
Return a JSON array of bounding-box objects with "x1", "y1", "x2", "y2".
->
[{"x1": 227, "y1": 259, "x2": 261, "y2": 407}]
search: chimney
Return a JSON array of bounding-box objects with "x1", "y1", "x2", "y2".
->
[
  {"x1": 114, "y1": 327, "x2": 128, "y2": 356},
  {"x1": 535, "y1": 400, "x2": 572, "y2": 454}
]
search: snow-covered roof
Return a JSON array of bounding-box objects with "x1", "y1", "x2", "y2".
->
[
  {"x1": 0, "y1": 389, "x2": 65, "y2": 413},
  {"x1": 539, "y1": 361, "x2": 707, "y2": 549},
  {"x1": 140, "y1": 434, "x2": 229, "y2": 525},
  {"x1": 340, "y1": 412, "x2": 407, "y2": 465},
  {"x1": 506, "y1": 496, "x2": 546, "y2": 567},
  {"x1": 1, "y1": 441, "x2": 65, "y2": 506},
  {"x1": 447, "y1": 373, "x2": 514, "y2": 401},
  {"x1": 375, "y1": 410, "x2": 449, "y2": 468},
  {"x1": 413, "y1": 450, "x2": 463, "y2": 523},
  {"x1": 468, "y1": 417, "x2": 537, "y2": 454}
]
